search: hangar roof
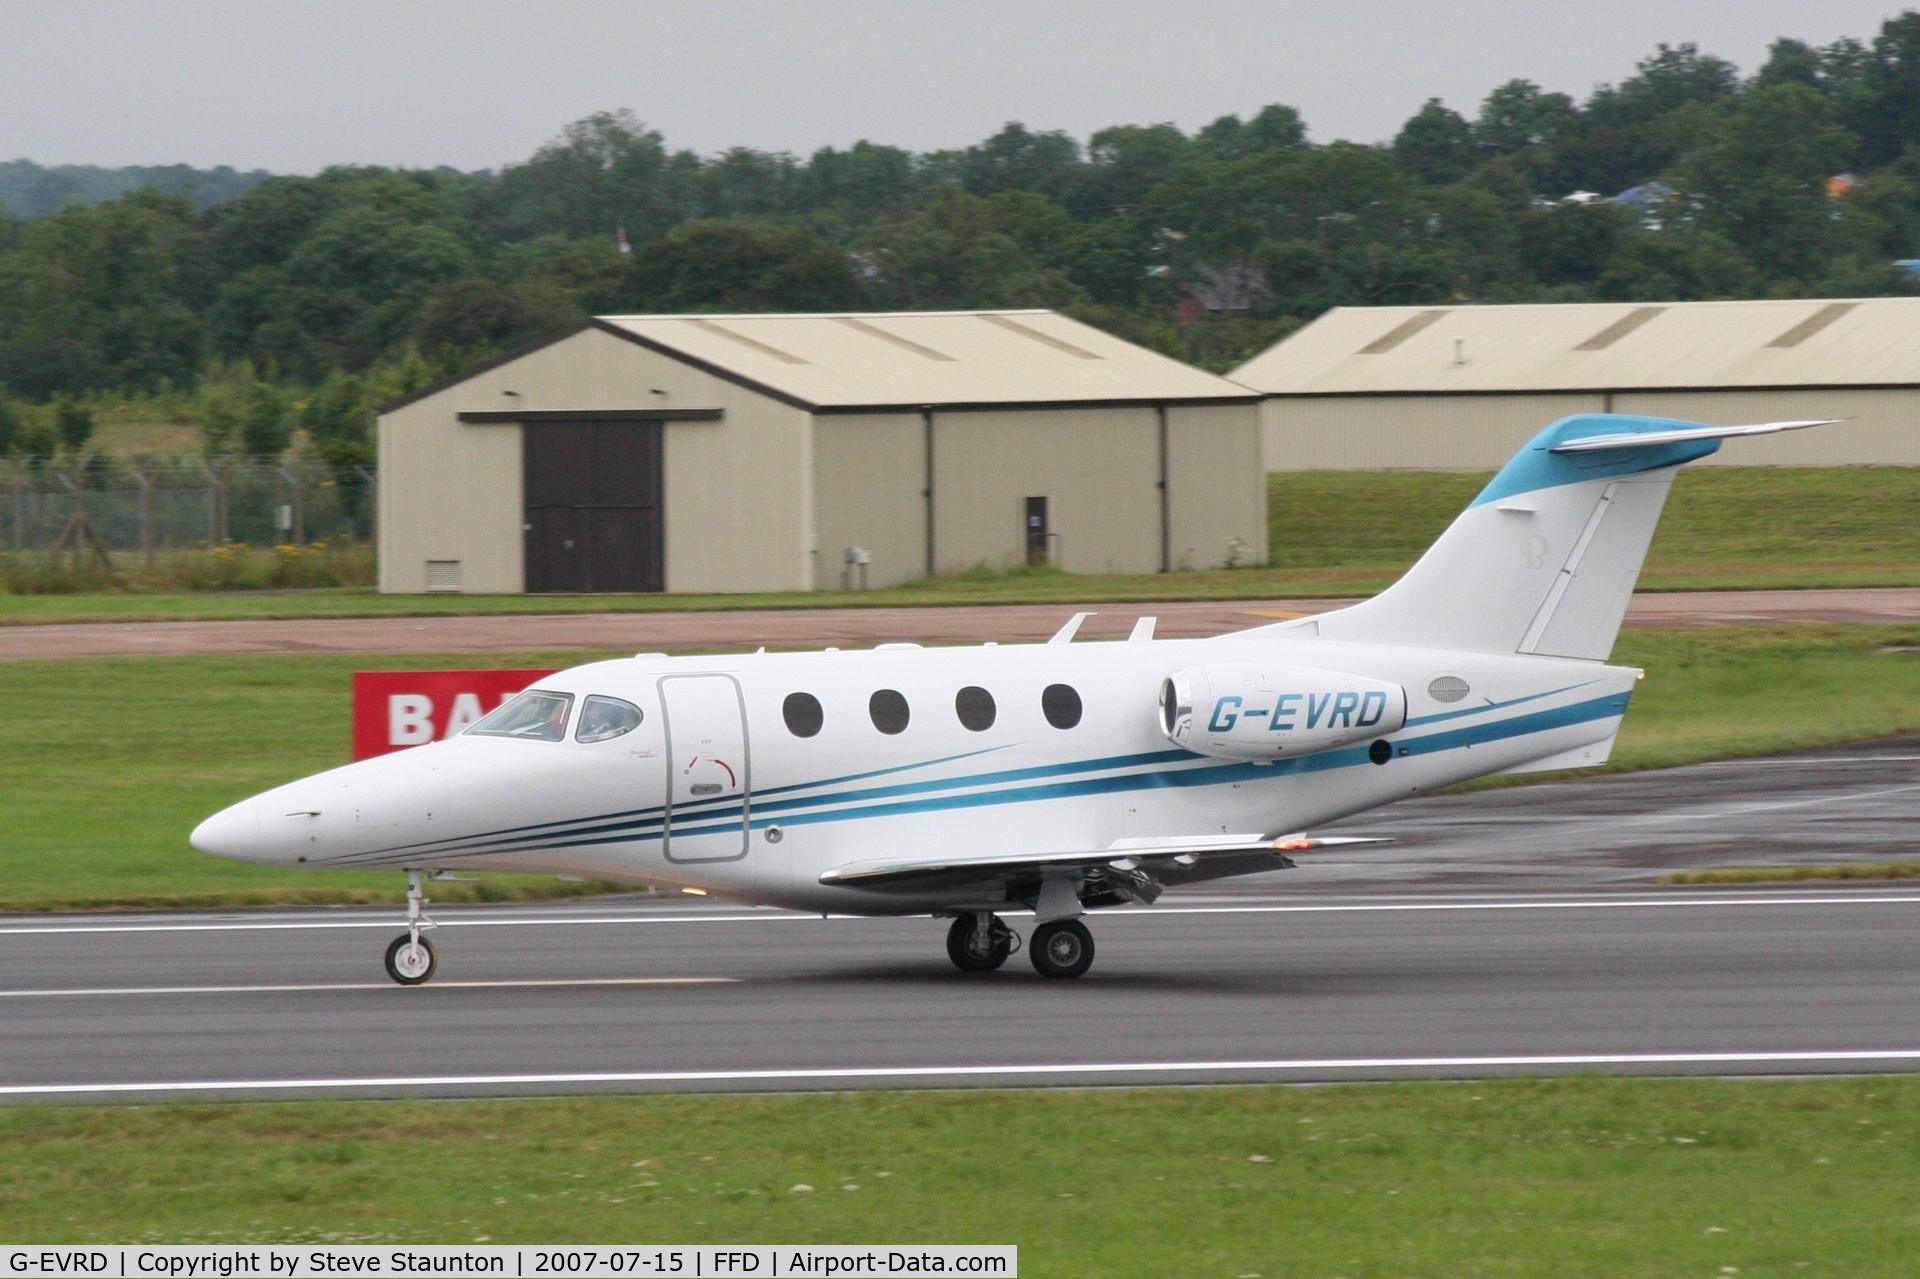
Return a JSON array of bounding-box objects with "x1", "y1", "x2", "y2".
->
[
  {"x1": 1230, "y1": 298, "x2": 1920, "y2": 395},
  {"x1": 591, "y1": 310, "x2": 1254, "y2": 410}
]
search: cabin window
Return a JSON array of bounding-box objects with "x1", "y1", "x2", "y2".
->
[
  {"x1": 955, "y1": 685, "x2": 996, "y2": 731},
  {"x1": 783, "y1": 691, "x2": 825, "y2": 738},
  {"x1": 576, "y1": 695, "x2": 643, "y2": 743},
  {"x1": 869, "y1": 689, "x2": 910, "y2": 735},
  {"x1": 466, "y1": 690, "x2": 574, "y2": 742},
  {"x1": 1042, "y1": 683, "x2": 1082, "y2": 729}
]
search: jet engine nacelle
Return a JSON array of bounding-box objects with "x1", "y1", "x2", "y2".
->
[{"x1": 1159, "y1": 663, "x2": 1408, "y2": 760}]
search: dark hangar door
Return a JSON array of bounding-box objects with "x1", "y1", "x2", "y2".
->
[{"x1": 523, "y1": 421, "x2": 664, "y2": 593}]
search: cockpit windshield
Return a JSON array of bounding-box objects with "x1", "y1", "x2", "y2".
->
[{"x1": 465, "y1": 690, "x2": 574, "y2": 741}]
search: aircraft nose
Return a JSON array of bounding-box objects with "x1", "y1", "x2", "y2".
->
[{"x1": 191, "y1": 798, "x2": 263, "y2": 862}]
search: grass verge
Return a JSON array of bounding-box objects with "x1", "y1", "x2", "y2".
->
[
  {"x1": 3, "y1": 1077, "x2": 1919, "y2": 1272},
  {"x1": 2, "y1": 467, "x2": 1918, "y2": 624},
  {"x1": 5, "y1": 626, "x2": 1920, "y2": 912},
  {"x1": 0, "y1": 648, "x2": 642, "y2": 911},
  {"x1": 1664, "y1": 862, "x2": 1920, "y2": 884}
]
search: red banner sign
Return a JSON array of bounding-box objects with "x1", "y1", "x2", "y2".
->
[{"x1": 352, "y1": 669, "x2": 560, "y2": 760}]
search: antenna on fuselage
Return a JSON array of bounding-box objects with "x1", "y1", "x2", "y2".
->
[{"x1": 1048, "y1": 612, "x2": 1094, "y2": 644}]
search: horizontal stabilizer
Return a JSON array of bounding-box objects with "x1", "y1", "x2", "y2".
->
[
  {"x1": 819, "y1": 832, "x2": 1393, "y2": 888},
  {"x1": 1550, "y1": 420, "x2": 1839, "y2": 453}
]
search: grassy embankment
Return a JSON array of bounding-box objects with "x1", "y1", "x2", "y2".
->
[
  {"x1": 2, "y1": 467, "x2": 1919, "y2": 624},
  {"x1": 4, "y1": 625, "x2": 1920, "y2": 912},
  {"x1": 4, "y1": 1078, "x2": 1920, "y2": 1269}
]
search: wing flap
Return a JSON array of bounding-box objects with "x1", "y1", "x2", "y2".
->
[{"x1": 818, "y1": 833, "x2": 1392, "y2": 887}]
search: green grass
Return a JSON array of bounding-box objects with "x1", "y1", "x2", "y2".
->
[
  {"x1": 5, "y1": 1077, "x2": 1920, "y2": 1272},
  {"x1": 1265, "y1": 464, "x2": 1920, "y2": 590},
  {"x1": 1597, "y1": 625, "x2": 1920, "y2": 769},
  {"x1": 5, "y1": 627, "x2": 1920, "y2": 912},
  {"x1": 0, "y1": 649, "x2": 642, "y2": 911},
  {"x1": 1665, "y1": 862, "x2": 1920, "y2": 884},
  {"x1": 0, "y1": 567, "x2": 1370, "y2": 627},
  {"x1": 3, "y1": 467, "x2": 1918, "y2": 624}
]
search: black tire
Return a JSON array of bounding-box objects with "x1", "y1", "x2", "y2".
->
[
  {"x1": 1030, "y1": 919, "x2": 1094, "y2": 979},
  {"x1": 384, "y1": 933, "x2": 437, "y2": 985},
  {"x1": 946, "y1": 914, "x2": 1012, "y2": 972}
]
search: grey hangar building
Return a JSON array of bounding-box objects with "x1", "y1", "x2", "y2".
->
[
  {"x1": 376, "y1": 310, "x2": 1265, "y2": 595},
  {"x1": 376, "y1": 296, "x2": 1920, "y2": 596},
  {"x1": 1233, "y1": 297, "x2": 1920, "y2": 471}
]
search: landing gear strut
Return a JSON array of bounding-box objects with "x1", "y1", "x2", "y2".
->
[
  {"x1": 1030, "y1": 919, "x2": 1094, "y2": 979},
  {"x1": 384, "y1": 868, "x2": 438, "y2": 985},
  {"x1": 946, "y1": 912, "x2": 1018, "y2": 972}
]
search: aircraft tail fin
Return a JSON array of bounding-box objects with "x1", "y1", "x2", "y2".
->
[{"x1": 1265, "y1": 414, "x2": 1836, "y2": 661}]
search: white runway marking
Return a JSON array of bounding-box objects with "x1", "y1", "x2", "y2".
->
[
  {"x1": 1564, "y1": 783, "x2": 1920, "y2": 833},
  {"x1": 7, "y1": 1050, "x2": 1920, "y2": 1096},
  {"x1": 2, "y1": 893, "x2": 1917, "y2": 935},
  {"x1": 0, "y1": 976, "x2": 736, "y2": 999},
  {"x1": 1693, "y1": 756, "x2": 1920, "y2": 766}
]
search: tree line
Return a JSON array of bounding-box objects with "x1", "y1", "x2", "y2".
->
[{"x1": 8, "y1": 15, "x2": 1920, "y2": 462}]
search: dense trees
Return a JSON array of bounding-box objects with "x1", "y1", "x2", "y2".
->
[{"x1": 12, "y1": 14, "x2": 1920, "y2": 460}]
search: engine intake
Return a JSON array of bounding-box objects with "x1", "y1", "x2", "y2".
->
[{"x1": 1160, "y1": 663, "x2": 1408, "y2": 761}]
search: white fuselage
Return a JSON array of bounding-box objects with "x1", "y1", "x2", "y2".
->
[{"x1": 193, "y1": 633, "x2": 1635, "y2": 914}]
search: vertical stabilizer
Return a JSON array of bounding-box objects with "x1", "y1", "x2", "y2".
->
[{"x1": 1285, "y1": 415, "x2": 1731, "y2": 659}]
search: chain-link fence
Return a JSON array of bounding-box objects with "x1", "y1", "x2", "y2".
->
[
  {"x1": 1, "y1": 459, "x2": 373, "y2": 557},
  {"x1": 0, "y1": 459, "x2": 375, "y2": 589}
]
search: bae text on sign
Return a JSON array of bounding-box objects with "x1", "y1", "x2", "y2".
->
[{"x1": 351, "y1": 670, "x2": 559, "y2": 760}]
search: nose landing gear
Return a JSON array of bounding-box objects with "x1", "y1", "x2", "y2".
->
[
  {"x1": 383, "y1": 868, "x2": 438, "y2": 985},
  {"x1": 946, "y1": 912, "x2": 1019, "y2": 972}
]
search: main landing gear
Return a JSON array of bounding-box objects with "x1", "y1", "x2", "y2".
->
[
  {"x1": 945, "y1": 912, "x2": 1096, "y2": 978},
  {"x1": 384, "y1": 868, "x2": 438, "y2": 986},
  {"x1": 1029, "y1": 919, "x2": 1095, "y2": 979}
]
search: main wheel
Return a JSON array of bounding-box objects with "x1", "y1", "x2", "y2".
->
[
  {"x1": 1030, "y1": 919, "x2": 1094, "y2": 979},
  {"x1": 946, "y1": 914, "x2": 1013, "y2": 972},
  {"x1": 384, "y1": 933, "x2": 437, "y2": 985}
]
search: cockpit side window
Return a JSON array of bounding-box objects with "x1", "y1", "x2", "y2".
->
[
  {"x1": 576, "y1": 695, "x2": 644, "y2": 743},
  {"x1": 466, "y1": 690, "x2": 574, "y2": 741}
]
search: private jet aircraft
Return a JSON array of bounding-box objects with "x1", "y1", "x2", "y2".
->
[{"x1": 192, "y1": 413, "x2": 1834, "y2": 983}]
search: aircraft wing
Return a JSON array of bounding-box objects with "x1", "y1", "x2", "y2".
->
[
  {"x1": 817, "y1": 832, "x2": 1391, "y2": 888},
  {"x1": 1549, "y1": 419, "x2": 1839, "y2": 453}
]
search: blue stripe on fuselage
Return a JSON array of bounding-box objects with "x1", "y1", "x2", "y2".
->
[{"x1": 495, "y1": 690, "x2": 1632, "y2": 854}]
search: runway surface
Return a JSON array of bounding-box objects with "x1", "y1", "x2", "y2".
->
[
  {"x1": 4, "y1": 739, "x2": 1918, "y2": 1101},
  {"x1": 3, "y1": 586, "x2": 1919, "y2": 659}
]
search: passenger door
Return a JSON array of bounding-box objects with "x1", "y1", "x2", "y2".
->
[{"x1": 660, "y1": 674, "x2": 751, "y2": 862}]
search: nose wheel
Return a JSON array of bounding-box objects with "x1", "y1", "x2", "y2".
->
[
  {"x1": 946, "y1": 912, "x2": 1018, "y2": 972},
  {"x1": 385, "y1": 933, "x2": 437, "y2": 985},
  {"x1": 384, "y1": 868, "x2": 439, "y2": 985}
]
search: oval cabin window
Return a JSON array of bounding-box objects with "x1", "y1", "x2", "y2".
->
[
  {"x1": 869, "y1": 689, "x2": 911, "y2": 735},
  {"x1": 954, "y1": 685, "x2": 996, "y2": 731},
  {"x1": 783, "y1": 692, "x2": 825, "y2": 738},
  {"x1": 575, "y1": 695, "x2": 644, "y2": 743},
  {"x1": 1041, "y1": 683, "x2": 1082, "y2": 729}
]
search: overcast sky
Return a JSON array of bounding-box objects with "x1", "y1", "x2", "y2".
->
[{"x1": 1, "y1": 1, "x2": 1910, "y2": 173}]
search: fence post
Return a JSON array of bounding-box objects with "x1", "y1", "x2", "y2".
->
[
  {"x1": 353, "y1": 465, "x2": 375, "y2": 545},
  {"x1": 278, "y1": 464, "x2": 307, "y2": 546},
  {"x1": 50, "y1": 457, "x2": 116, "y2": 578},
  {"x1": 136, "y1": 465, "x2": 156, "y2": 570},
  {"x1": 204, "y1": 460, "x2": 229, "y2": 545},
  {"x1": 5, "y1": 460, "x2": 20, "y2": 552}
]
